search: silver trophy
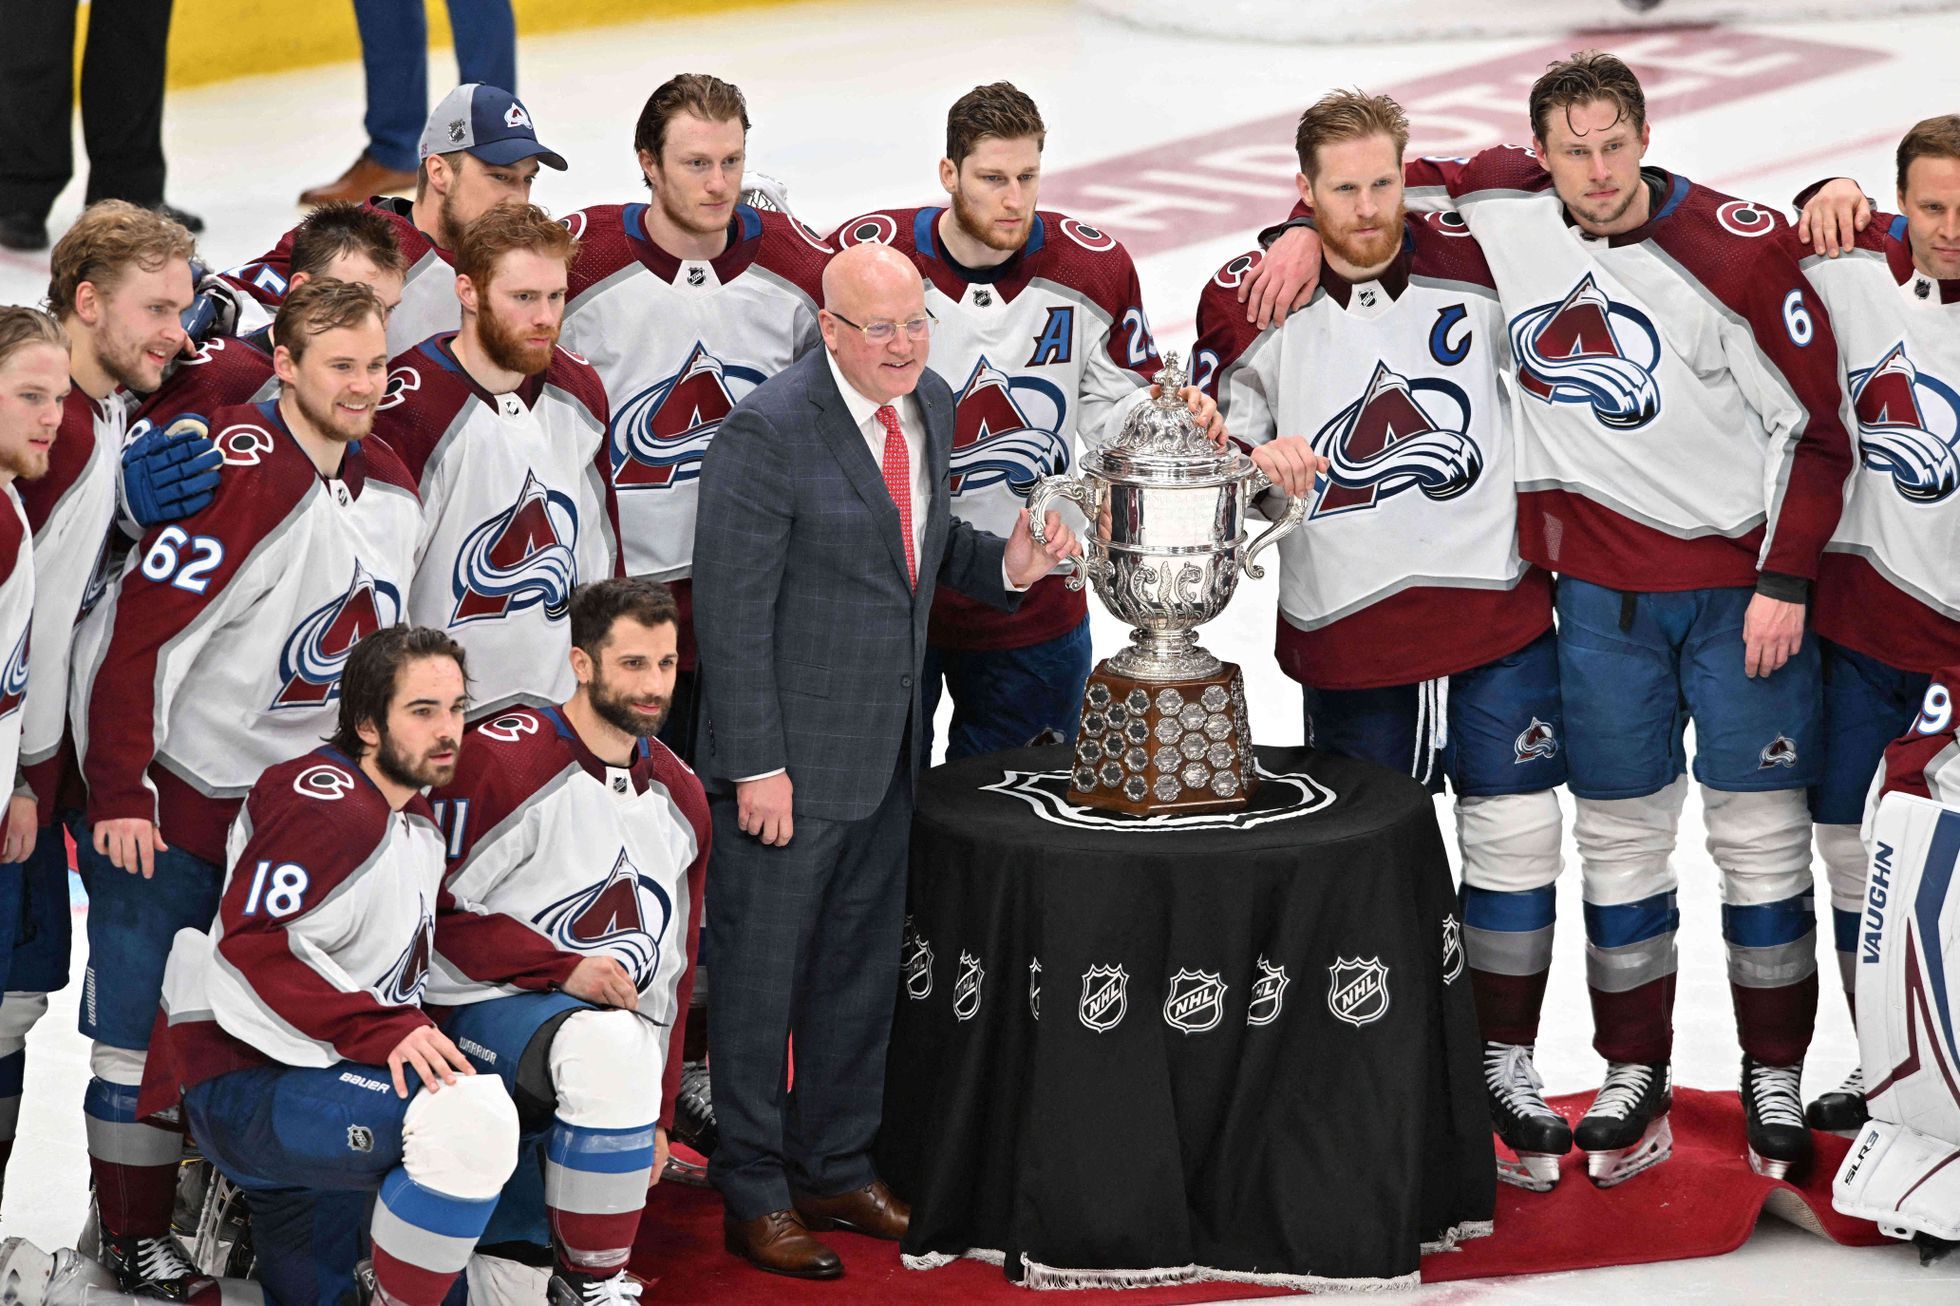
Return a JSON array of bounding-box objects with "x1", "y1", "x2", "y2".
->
[{"x1": 1027, "y1": 353, "x2": 1304, "y2": 813}]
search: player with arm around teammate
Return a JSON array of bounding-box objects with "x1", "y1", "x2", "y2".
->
[{"x1": 423, "y1": 578, "x2": 707, "y2": 1306}]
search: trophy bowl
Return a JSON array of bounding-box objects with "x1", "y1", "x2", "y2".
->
[{"x1": 1027, "y1": 354, "x2": 1304, "y2": 814}]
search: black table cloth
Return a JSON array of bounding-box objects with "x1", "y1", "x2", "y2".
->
[{"x1": 877, "y1": 745, "x2": 1496, "y2": 1290}]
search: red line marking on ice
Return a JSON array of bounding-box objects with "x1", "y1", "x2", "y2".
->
[{"x1": 1716, "y1": 127, "x2": 1910, "y2": 190}]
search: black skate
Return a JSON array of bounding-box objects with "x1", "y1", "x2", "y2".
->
[
  {"x1": 100, "y1": 1233, "x2": 207, "y2": 1301},
  {"x1": 1742, "y1": 1055, "x2": 1812, "y2": 1179},
  {"x1": 1805, "y1": 1066, "x2": 1869, "y2": 1134},
  {"x1": 663, "y1": 1059, "x2": 716, "y2": 1186},
  {"x1": 1575, "y1": 1061, "x2": 1673, "y2": 1188},
  {"x1": 1483, "y1": 1042, "x2": 1571, "y2": 1191}
]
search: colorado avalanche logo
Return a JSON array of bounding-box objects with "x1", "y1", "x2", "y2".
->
[
  {"x1": 451, "y1": 471, "x2": 579, "y2": 624},
  {"x1": 610, "y1": 343, "x2": 766, "y2": 491},
  {"x1": 531, "y1": 847, "x2": 672, "y2": 989},
  {"x1": 379, "y1": 909, "x2": 434, "y2": 1005},
  {"x1": 1510, "y1": 273, "x2": 1662, "y2": 430},
  {"x1": 1309, "y1": 361, "x2": 1480, "y2": 518},
  {"x1": 0, "y1": 628, "x2": 27, "y2": 720},
  {"x1": 1760, "y1": 734, "x2": 1799, "y2": 770},
  {"x1": 1849, "y1": 343, "x2": 1960, "y2": 503},
  {"x1": 1514, "y1": 717, "x2": 1559, "y2": 763},
  {"x1": 273, "y1": 562, "x2": 402, "y2": 708},
  {"x1": 951, "y1": 355, "x2": 1069, "y2": 496}
]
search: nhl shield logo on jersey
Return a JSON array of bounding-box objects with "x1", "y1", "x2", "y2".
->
[
  {"x1": 953, "y1": 951, "x2": 985, "y2": 1022},
  {"x1": 1848, "y1": 343, "x2": 1960, "y2": 503},
  {"x1": 950, "y1": 356, "x2": 1070, "y2": 497},
  {"x1": 0, "y1": 628, "x2": 27, "y2": 720},
  {"x1": 1309, "y1": 361, "x2": 1480, "y2": 518},
  {"x1": 378, "y1": 910, "x2": 434, "y2": 1006},
  {"x1": 1442, "y1": 914, "x2": 1465, "y2": 985},
  {"x1": 902, "y1": 916, "x2": 933, "y2": 999},
  {"x1": 531, "y1": 848, "x2": 672, "y2": 989},
  {"x1": 1326, "y1": 957, "x2": 1391, "y2": 1028},
  {"x1": 611, "y1": 343, "x2": 766, "y2": 491},
  {"x1": 1162, "y1": 968, "x2": 1227, "y2": 1034},
  {"x1": 1247, "y1": 956, "x2": 1289, "y2": 1026},
  {"x1": 1079, "y1": 964, "x2": 1129, "y2": 1033},
  {"x1": 1514, "y1": 717, "x2": 1559, "y2": 764},
  {"x1": 1759, "y1": 734, "x2": 1800, "y2": 770},
  {"x1": 1510, "y1": 273, "x2": 1662, "y2": 430},
  {"x1": 451, "y1": 470, "x2": 580, "y2": 624},
  {"x1": 274, "y1": 561, "x2": 403, "y2": 708}
]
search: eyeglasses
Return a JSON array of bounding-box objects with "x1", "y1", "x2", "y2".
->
[{"x1": 828, "y1": 309, "x2": 934, "y2": 344}]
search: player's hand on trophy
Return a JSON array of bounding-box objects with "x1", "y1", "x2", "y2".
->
[
  {"x1": 1148, "y1": 383, "x2": 1229, "y2": 447},
  {"x1": 737, "y1": 772, "x2": 794, "y2": 847},
  {"x1": 1742, "y1": 593, "x2": 1805, "y2": 678},
  {"x1": 564, "y1": 954, "x2": 641, "y2": 1010},
  {"x1": 386, "y1": 1023, "x2": 477, "y2": 1098},
  {"x1": 1250, "y1": 436, "x2": 1328, "y2": 499},
  {"x1": 1, "y1": 796, "x2": 35, "y2": 866},
  {"x1": 1241, "y1": 226, "x2": 1322, "y2": 327},
  {"x1": 1795, "y1": 177, "x2": 1870, "y2": 257},
  {"x1": 1008, "y1": 508, "x2": 1081, "y2": 589},
  {"x1": 94, "y1": 818, "x2": 168, "y2": 879}
]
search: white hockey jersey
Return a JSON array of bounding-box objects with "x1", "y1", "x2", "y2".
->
[
  {"x1": 831, "y1": 207, "x2": 1160, "y2": 651},
  {"x1": 372, "y1": 336, "x2": 621, "y2": 721},
  {"x1": 1195, "y1": 217, "x2": 1550, "y2": 690},
  {"x1": 1379, "y1": 152, "x2": 1854, "y2": 593},
  {"x1": 1795, "y1": 212, "x2": 1960, "y2": 674},
  {"x1": 0, "y1": 488, "x2": 35, "y2": 805},
  {"x1": 72, "y1": 401, "x2": 422, "y2": 864}
]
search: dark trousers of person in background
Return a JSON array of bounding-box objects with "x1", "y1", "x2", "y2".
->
[{"x1": 356, "y1": 0, "x2": 518, "y2": 173}]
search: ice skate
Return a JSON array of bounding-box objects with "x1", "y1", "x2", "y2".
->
[
  {"x1": 548, "y1": 1269, "x2": 644, "y2": 1306},
  {"x1": 99, "y1": 1234, "x2": 204, "y2": 1302},
  {"x1": 1805, "y1": 1065, "x2": 1868, "y2": 1134},
  {"x1": 1575, "y1": 1060, "x2": 1673, "y2": 1187},
  {"x1": 1483, "y1": 1041, "x2": 1571, "y2": 1191},
  {"x1": 1743, "y1": 1056, "x2": 1812, "y2": 1180}
]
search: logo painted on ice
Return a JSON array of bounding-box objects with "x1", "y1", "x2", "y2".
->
[
  {"x1": 1759, "y1": 734, "x2": 1799, "y2": 770},
  {"x1": 611, "y1": 343, "x2": 767, "y2": 491},
  {"x1": 1309, "y1": 360, "x2": 1480, "y2": 518},
  {"x1": 1162, "y1": 968, "x2": 1227, "y2": 1034},
  {"x1": 1442, "y1": 914, "x2": 1465, "y2": 986},
  {"x1": 1079, "y1": 964, "x2": 1129, "y2": 1033},
  {"x1": 530, "y1": 847, "x2": 672, "y2": 989},
  {"x1": 1029, "y1": 957, "x2": 1041, "y2": 1020},
  {"x1": 1849, "y1": 342, "x2": 1960, "y2": 503},
  {"x1": 274, "y1": 562, "x2": 402, "y2": 708},
  {"x1": 1327, "y1": 957, "x2": 1391, "y2": 1028},
  {"x1": 953, "y1": 951, "x2": 984, "y2": 1021},
  {"x1": 950, "y1": 355, "x2": 1070, "y2": 498},
  {"x1": 902, "y1": 916, "x2": 933, "y2": 999},
  {"x1": 0, "y1": 627, "x2": 27, "y2": 720},
  {"x1": 1510, "y1": 273, "x2": 1662, "y2": 430},
  {"x1": 1514, "y1": 717, "x2": 1559, "y2": 764},
  {"x1": 1247, "y1": 956, "x2": 1289, "y2": 1026},
  {"x1": 451, "y1": 471, "x2": 580, "y2": 624}
]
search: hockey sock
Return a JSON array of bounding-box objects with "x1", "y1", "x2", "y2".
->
[
  {"x1": 82, "y1": 1076, "x2": 183, "y2": 1239},
  {"x1": 545, "y1": 1118, "x2": 658, "y2": 1274},
  {"x1": 1575, "y1": 782, "x2": 1685, "y2": 1065},
  {"x1": 1462, "y1": 885, "x2": 1554, "y2": 1045},
  {"x1": 0, "y1": 990, "x2": 49, "y2": 1202},
  {"x1": 1817, "y1": 821, "x2": 1868, "y2": 1008},
  {"x1": 1723, "y1": 892, "x2": 1820, "y2": 1067},
  {"x1": 370, "y1": 1170, "x2": 501, "y2": 1306}
]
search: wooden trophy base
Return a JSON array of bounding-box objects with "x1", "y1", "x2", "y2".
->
[{"x1": 1066, "y1": 660, "x2": 1256, "y2": 816}]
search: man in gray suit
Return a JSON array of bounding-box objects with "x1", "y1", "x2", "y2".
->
[{"x1": 694, "y1": 241, "x2": 1079, "y2": 1279}]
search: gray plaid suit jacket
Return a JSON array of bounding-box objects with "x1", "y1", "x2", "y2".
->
[{"x1": 692, "y1": 348, "x2": 1018, "y2": 821}]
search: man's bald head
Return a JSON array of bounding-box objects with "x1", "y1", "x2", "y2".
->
[{"x1": 820, "y1": 242, "x2": 931, "y2": 405}]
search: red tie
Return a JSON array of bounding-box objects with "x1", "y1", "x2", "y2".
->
[{"x1": 875, "y1": 404, "x2": 917, "y2": 587}]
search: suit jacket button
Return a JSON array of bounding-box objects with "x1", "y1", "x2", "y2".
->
[{"x1": 901, "y1": 674, "x2": 913, "y2": 688}]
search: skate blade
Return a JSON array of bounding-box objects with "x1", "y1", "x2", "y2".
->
[
  {"x1": 1585, "y1": 1115, "x2": 1674, "y2": 1189},
  {"x1": 0, "y1": 1239, "x2": 55, "y2": 1306},
  {"x1": 661, "y1": 1154, "x2": 712, "y2": 1188},
  {"x1": 1495, "y1": 1150, "x2": 1562, "y2": 1192},
  {"x1": 1747, "y1": 1147, "x2": 1803, "y2": 1181}
]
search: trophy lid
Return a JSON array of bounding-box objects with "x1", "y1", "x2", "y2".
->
[{"x1": 1091, "y1": 353, "x2": 1247, "y2": 482}]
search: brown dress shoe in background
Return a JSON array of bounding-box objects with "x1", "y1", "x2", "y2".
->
[
  {"x1": 722, "y1": 1209, "x2": 843, "y2": 1279},
  {"x1": 299, "y1": 153, "x2": 416, "y2": 206},
  {"x1": 792, "y1": 1179, "x2": 911, "y2": 1241}
]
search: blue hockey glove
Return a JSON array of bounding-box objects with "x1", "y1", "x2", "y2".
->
[{"x1": 123, "y1": 417, "x2": 223, "y2": 527}]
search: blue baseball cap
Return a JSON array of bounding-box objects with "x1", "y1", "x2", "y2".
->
[{"x1": 419, "y1": 84, "x2": 567, "y2": 170}]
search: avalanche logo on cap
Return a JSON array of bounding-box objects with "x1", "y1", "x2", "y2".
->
[
  {"x1": 1510, "y1": 272, "x2": 1662, "y2": 430},
  {"x1": 504, "y1": 102, "x2": 532, "y2": 130},
  {"x1": 1849, "y1": 342, "x2": 1960, "y2": 503}
]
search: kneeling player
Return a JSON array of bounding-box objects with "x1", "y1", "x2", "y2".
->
[
  {"x1": 426, "y1": 578, "x2": 707, "y2": 1305},
  {"x1": 144, "y1": 628, "x2": 520, "y2": 1306},
  {"x1": 1196, "y1": 91, "x2": 1571, "y2": 1190}
]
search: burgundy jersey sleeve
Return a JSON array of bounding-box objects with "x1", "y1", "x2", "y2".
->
[
  {"x1": 754, "y1": 209, "x2": 834, "y2": 303},
  {"x1": 643, "y1": 739, "x2": 709, "y2": 1132},
  {"x1": 370, "y1": 338, "x2": 475, "y2": 490},
  {"x1": 563, "y1": 205, "x2": 639, "y2": 303},
  {"x1": 1874, "y1": 671, "x2": 1960, "y2": 807},
  {"x1": 1038, "y1": 212, "x2": 1162, "y2": 386},
  {"x1": 131, "y1": 336, "x2": 276, "y2": 432},
  {"x1": 221, "y1": 227, "x2": 301, "y2": 308}
]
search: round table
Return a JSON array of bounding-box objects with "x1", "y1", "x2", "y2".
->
[{"x1": 876, "y1": 744, "x2": 1496, "y2": 1290}]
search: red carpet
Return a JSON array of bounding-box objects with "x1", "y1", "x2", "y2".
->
[{"x1": 631, "y1": 1089, "x2": 1891, "y2": 1301}]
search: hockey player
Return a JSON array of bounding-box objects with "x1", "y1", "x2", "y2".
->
[
  {"x1": 69, "y1": 279, "x2": 421, "y2": 1296},
  {"x1": 425, "y1": 578, "x2": 707, "y2": 1306},
  {"x1": 0, "y1": 204, "x2": 194, "y2": 1215},
  {"x1": 828, "y1": 82, "x2": 1221, "y2": 761},
  {"x1": 1770, "y1": 116, "x2": 1960, "y2": 1132},
  {"x1": 1253, "y1": 51, "x2": 1854, "y2": 1182},
  {"x1": 370, "y1": 202, "x2": 620, "y2": 722},
  {"x1": 143, "y1": 626, "x2": 523, "y2": 1306},
  {"x1": 558, "y1": 73, "x2": 830, "y2": 765},
  {"x1": 210, "y1": 83, "x2": 565, "y2": 356},
  {"x1": 1831, "y1": 670, "x2": 1960, "y2": 1249},
  {"x1": 1194, "y1": 90, "x2": 1570, "y2": 1191},
  {"x1": 122, "y1": 202, "x2": 411, "y2": 528}
]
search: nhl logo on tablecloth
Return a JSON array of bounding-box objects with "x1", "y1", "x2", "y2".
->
[
  {"x1": 1247, "y1": 955, "x2": 1289, "y2": 1026},
  {"x1": 1162, "y1": 968, "x2": 1227, "y2": 1033},
  {"x1": 953, "y1": 951, "x2": 984, "y2": 1021},
  {"x1": 1029, "y1": 957, "x2": 1041, "y2": 1020},
  {"x1": 902, "y1": 917, "x2": 933, "y2": 1000},
  {"x1": 1079, "y1": 964, "x2": 1129, "y2": 1033},
  {"x1": 1442, "y1": 915, "x2": 1465, "y2": 985},
  {"x1": 1326, "y1": 957, "x2": 1390, "y2": 1028}
]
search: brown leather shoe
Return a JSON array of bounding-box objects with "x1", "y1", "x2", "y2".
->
[
  {"x1": 792, "y1": 1179, "x2": 911, "y2": 1241},
  {"x1": 299, "y1": 154, "x2": 416, "y2": 206},
  {"x1": 722, "y1": 1209, "x2": 843, "y2": 1279}
]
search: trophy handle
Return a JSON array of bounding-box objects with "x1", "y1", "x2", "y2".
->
[
  {"x1": 1242, "y1": 470, "x2": 1307, "y2": 581},
  {"x1": 1025, "y1": 474, "x2": 1100, "y2": 591}
]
